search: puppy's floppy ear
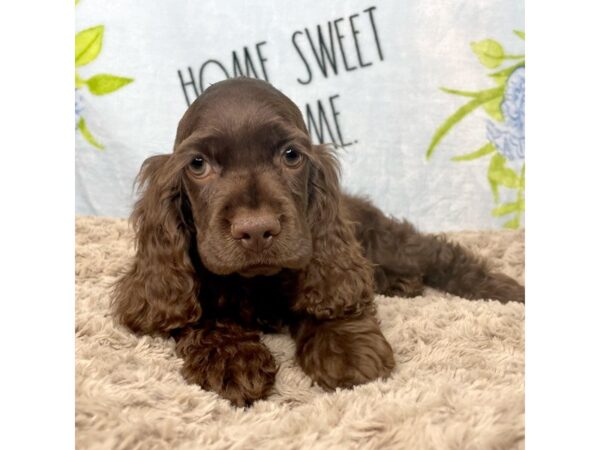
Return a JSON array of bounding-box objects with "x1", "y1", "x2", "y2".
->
[
  {"x1": 306, "y1": 144, "x2": 342, "y2": 228},
  {"x1": 296, "y1": 145, "x2": 375, "y2": 319},
  {"x1": 112, "y1": 154, "x2": 201, "y2": 335}
]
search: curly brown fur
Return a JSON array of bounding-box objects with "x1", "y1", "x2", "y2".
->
[
  {"x1": 111, "y1": 154, "x2": 202, "y2": 335},
  {"x1": 291, "y1": 312, "x2": 395, "y2": 391},
  {"x1": 174, "y1": 322, "x2": 277, "y2": 407},
  {"x1": 344, "y1": 195, "x2": 525, "y2": 303},
  {"x1": 112, "y1": 77, "x2": 524, "y2": 406},
  {"x1": 293, "y1": 144, "x2": 375, "y2": 320}
]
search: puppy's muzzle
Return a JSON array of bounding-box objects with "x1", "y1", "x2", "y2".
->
[{"x1": 230, "y1": 212, "x2": 281, "y2": 253}]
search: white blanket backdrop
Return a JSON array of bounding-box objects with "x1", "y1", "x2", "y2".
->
[{"x1": 75, "y1": 0, "x2": 525, "y2": 232}]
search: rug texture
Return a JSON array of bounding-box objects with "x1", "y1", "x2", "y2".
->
[{"x1": 76, "y1": 216, "x2": 525, "y2": 450}]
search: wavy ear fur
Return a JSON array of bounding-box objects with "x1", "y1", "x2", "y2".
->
[
  {"x1": 294, "y1": 145, "x2": 375, "y2": 319},
  {"x1": 112, "y1": 154, "x2": 201, "y2": 335}
]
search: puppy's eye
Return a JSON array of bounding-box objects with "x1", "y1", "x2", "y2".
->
[
  {"x1": 281, "y1": 147, "x2": 303, "y2": 168},
  {"x1": 189, "y1": 156, "x2": 211, "y2": 177}
]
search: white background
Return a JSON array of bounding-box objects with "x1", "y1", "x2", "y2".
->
[{"x1": 75, "y1": 0, "x2": 525, "y2": 232}]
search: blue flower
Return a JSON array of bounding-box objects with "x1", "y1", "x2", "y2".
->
[
  {"x1": 486, "y1": 67, "x2": 525, "y2": 160},
  {"x1": 75, "y1": 88, "x2": 84, "y2": 130}
]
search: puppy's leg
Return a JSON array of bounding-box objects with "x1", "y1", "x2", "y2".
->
[
  {"x1": 344, "y1": 194, "x2": 524, "y2": 303},
  {"x1": 374, "y1": 267, "x2": 425, "y2": 298},
  {"x1": 422, "y1": 237, "x2": 525, "y2": 302},
  {"x1": 291, "y1": 313, "x2": 395, "y2": 391},
  {"x1": 173, "y1": 321, "x2": 277, "y2": 407}
]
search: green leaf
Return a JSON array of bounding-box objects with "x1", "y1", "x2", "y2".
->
[
  {"x1": 514, "y1": 30, "x2": 525, "y2": 40},
  {"x1": 489, "y1": 61, "x2": 525, "y2": 81},
  {"x1": 471, "y1": 39, "x2": 505, "y2": 69},
  {"x1": 517, "y1": 195, "x2": 525, "y2": 211},
  {"x1": 489, "y1": 61, "x2": 525, "y2": 87},
  {"x1": 75, "y1": 73, "x2": 85, "y2": 88},
  {"x1": 439, "y1": 87, "x2": 480, "y2": 98},
  {"x1": 483, "y1": 96, "x2": 504, "y2": 121},
  {"x1": 489, "y1": 179, "x2": 499, "y2": 203},
  {"x1": 85, "y1": 74, "x2": 133, "y2": 95},
  {"x1": 426, "y1": 87, "x2": 503, "y2": 160},
  {"x1": 488, "y1": 152, "x2": 520, "y2": 189},
  {"x1": 491, "y1": 74, "x2": 509, "y2": 87},
  {"x1": 492, "y1": 202, "x2": 520, "y2": 217},
  {"x1": 77, "y1": 117, "x2": 104, "y2": 150},
  {"x1": 487, "y1": 153, "x2": 504, "y2": 202},
  {"x1": 75, "y1": 25, "x2": 104, "y2": 67},
  {"x1": 502, "y1": 217, "x2": 521, "y2": 229},
  {"x1": 519, "y1": 165, "x2": 526, "y2": 189},
  {"x1": 452, "y1": 143, "x2": 496, "y2": 162}
]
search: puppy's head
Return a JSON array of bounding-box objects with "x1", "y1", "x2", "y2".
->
[
  {"x1": 164, "y1": 78, "x2": 337, "y2": 277},
  {"x1": 113, "y1": 78, "x2": 344, "y2": 333}
]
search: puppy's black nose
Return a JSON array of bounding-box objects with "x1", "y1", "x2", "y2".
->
[{"x1": 230, "y1": 213, "x2": 281, "y2": 252}]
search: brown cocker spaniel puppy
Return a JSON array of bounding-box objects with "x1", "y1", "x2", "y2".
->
[{"x1": 113, "y1": 77, "x2": 524, "y2": 406}]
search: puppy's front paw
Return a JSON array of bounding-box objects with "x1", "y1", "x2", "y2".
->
[
  {"x1": 177, "y1": 329, "x2": 277, "y2": 407},
  {"x1": 295, "y1": 316, "x2": 395, "y2": 391}
]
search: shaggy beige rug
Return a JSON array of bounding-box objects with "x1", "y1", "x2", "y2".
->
[{"x1": 76, "y1": 216, "x2": 524, "y2": 450}]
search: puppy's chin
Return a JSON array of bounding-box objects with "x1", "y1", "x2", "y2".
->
[
  {"x1": 198, "y1": 239, "x2": 314, "y2": 277},
  {"x1": 237, "y1": 265, "x2": 282, "y2": 278},
  {"x1": 200, "y1": 252, "x2": 312, "y2": 278}
]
